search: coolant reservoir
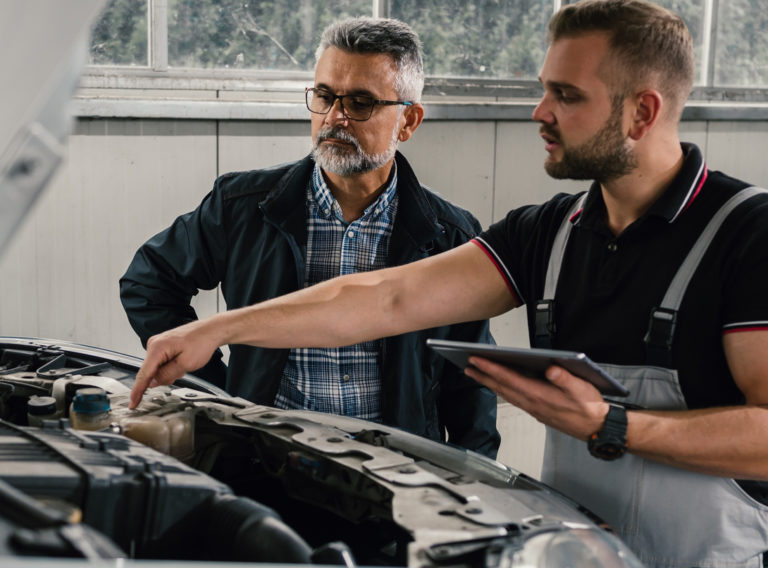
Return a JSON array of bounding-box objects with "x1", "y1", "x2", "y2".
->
[
  {"x1": 118, "y1": 410, "x2": 194, "y2": 460},
  {"x1": 69, "y1": 387, "x2": 112, "y2": 431}
]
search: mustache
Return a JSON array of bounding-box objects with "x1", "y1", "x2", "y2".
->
[
  {"x1": 316, "y1": 127, "x2": 360, "y2": 148},
  {"x1": 539, "y1": 125, "x2": 560, "y2": 141}
]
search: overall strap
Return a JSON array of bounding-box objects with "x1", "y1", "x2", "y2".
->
[
  {"x1": 644, "y1": 186, "x2": 768, "y2": 366},
  {"x1": 534, "y1": 193, "x2": 588, "y2": 348}
]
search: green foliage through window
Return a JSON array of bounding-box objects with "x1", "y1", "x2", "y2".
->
[
  {"x1": 714, "y1": 0, "x2": 768, "y2": 87},
  {"x1": 89, "y1": 0, "x2": 148, "y2": 66},
  {"x1": 167, "y1": 0, "x2": 369, "y2": 70},
  {"x1": 87, "y1": 0, "x2": 768, "y2": 88},
  {"x1": 391, "y1": 0, "x2": 551, "y2": 80}
]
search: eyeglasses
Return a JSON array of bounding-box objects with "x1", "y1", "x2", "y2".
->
[{"x1": 305, "y1": 87, "x2": 413, "y2": 121}]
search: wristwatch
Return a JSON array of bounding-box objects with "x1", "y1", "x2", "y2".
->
[{"x1": 587, "y1": 403, "x2": 628, "y2": 460}]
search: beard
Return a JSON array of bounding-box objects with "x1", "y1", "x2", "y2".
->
[
  {"x1": 543, "y1": 97, "x2": 637, "y2": 183},
  {"x1": 313, "y1": 122, "x2": 400, "y2": 176}
]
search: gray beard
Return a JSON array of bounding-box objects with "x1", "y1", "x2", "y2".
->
[{"x1": 313, "y1": 124, "x2": 399, "y2": 176}]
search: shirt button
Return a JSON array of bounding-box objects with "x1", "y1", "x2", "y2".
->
[
  {"x1": 342, "y1": 374, "x2": 350, "y2": 382},
  {"x1": 607, "y1": 242, "x2": 618, "y2": 252},
  {"x1": 347, "y1": 231, "x2": 355, "y2": 238}
]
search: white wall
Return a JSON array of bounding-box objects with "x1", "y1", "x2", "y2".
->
[{"x1": 1, "y1": 116, "x2": 767, "y2": 478}]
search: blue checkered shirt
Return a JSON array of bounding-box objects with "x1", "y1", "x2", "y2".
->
[{"x1": 273, "y1": 164, "x2": 399, "y2": 421}]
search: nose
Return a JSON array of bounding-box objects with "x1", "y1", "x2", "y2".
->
[
  {"x1": 532, "y1": 93, "x2": 555, "y2": 124},
  {"x1": 325, "y1": 97, "x2": 349, "y2": 126}
]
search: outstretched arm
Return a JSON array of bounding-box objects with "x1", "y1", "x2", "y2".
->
[{"x1": 130, "y1": 241, "x2": 518, "y2": 408}]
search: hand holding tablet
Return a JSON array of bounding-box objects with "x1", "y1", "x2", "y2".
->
[{"x1": 426, "y1": 338, "x2": 629, "y2": 397}]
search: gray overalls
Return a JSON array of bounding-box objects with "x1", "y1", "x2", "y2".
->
[{"x1": 535, "y1": 187, "x2": 768, "y2": 568}]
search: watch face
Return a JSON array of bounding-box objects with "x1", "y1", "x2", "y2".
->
[
  {"x1": 588, "y1": 404, "x2": 628, "y2": 461},
  {"x1": 589, "y1": 439, "x2": 626, "y2": 460}
]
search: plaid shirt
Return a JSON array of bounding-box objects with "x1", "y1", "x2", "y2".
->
[{"x1": 273, "y1": 164, "x2": 399, "y2": 420}]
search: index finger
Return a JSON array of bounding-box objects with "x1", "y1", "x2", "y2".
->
[{"x1": 129, "y1": 350, "x2": 165, "y2": 409}]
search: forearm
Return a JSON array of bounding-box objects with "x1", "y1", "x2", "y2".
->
[
  {"x1": 214, "y1": 248, "x2": 511, "y2": 350},
  {"x1": 627, "y1": 405, "x2": 768, "y2": 480},
  {"x1": 465, "y1": 357, "x2": 768, "y2": 480},
  {"x1": 216, "y1": 267, "x2": 428, "y2": 348},
  {"x1": 130, "y1": 243, "x2": 515, "y2": 409}
]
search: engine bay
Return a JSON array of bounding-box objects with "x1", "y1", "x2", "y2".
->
[{"x1": 0, "y1": 337, "x2": 643, "y2": 567}]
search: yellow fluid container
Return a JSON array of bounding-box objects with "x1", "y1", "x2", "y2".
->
[
  {"x1": 69, "y1": 387, "x2": 112, "y2": 431},
  {"x1": 118, "y1": 411, "x2": 194, "y2": 460}
]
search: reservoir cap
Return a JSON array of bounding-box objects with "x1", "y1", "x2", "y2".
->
[
  {"x1": 27, "y1": 395, "x2": 57, "y2": 416},
  {"x1": 72, "y1": 387, "x2": 110, "y2": 414}
]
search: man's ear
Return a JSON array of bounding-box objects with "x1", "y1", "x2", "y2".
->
[
  {"x1": 628, "y1": 89, "x2": 663, "y2": 141},
  {"x1": 398, "y1": 103, "x2": 425, "y2": 142}
]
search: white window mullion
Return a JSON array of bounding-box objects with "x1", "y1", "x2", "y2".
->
[
  {"x1": 700, "y1": 0, "x2": 717, "y2": 86},
  {"x1": 372, "y1": 0, "x2": 390, "y2": 19},
  {"x1": 151, "y1": 0, "x2": 168, "y2": 72}
]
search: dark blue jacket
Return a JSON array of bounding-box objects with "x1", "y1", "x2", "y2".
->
[{"x1": 119, "y1": 152, "x2": 500, "y2": 457}]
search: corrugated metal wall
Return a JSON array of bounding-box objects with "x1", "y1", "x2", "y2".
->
[{"x1": 1, "y1": 117, "x2": 766, "y2": 477}]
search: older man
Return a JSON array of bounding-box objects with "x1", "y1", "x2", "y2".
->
[{"x1": 120, "y1": 17, "x2": 500, "y2": 457}]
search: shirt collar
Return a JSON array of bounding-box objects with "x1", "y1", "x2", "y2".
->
[
  {"x1": 646, "y1": 142, "x2": 708, "y2": 223},
  {"x1": 574, "y1": 142, "x2": 708, "y2": 229},
  {"x1": 311, "y1": 163, "x2": 398, "y2": 222}
]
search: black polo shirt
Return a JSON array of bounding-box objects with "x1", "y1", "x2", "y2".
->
[{"x1": 476, "y1": 143, "x2": 768, "y2": 409}]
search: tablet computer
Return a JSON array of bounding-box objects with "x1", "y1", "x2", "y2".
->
[{"x1": 426, "y1": 338, "x2": 629, "y2": 397}]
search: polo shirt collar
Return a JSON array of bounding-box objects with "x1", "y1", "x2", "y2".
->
[{"x1": 575, "y1": 142, "x2": 707, "y2": 229}]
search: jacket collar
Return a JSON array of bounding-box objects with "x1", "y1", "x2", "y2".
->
[
  {"x1": 259, "y1": 155, "x2": 315, "y2": 241},
  {"x1": 390, "y1": 151, "x2": 445, "y2": 252}
]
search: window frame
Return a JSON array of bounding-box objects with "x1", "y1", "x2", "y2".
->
[{"x1": 76, "y1": 0, "x2": 768, "y2": 122}]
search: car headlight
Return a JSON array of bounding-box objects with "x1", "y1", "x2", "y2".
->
[{"x1": 500, "y1": 527, "x2": 644, "y2": 568}]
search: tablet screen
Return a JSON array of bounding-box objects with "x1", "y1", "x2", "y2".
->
[{"x1": 427, "y1": 339, "x2": 629, "y2": 397}]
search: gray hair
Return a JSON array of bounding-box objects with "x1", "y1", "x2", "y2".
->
[{"x1": 315, "y1": 17, "x2": 424, "y2": 103}]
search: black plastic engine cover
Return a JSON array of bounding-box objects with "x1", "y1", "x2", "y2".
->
[{"x1": 0, "y1": 419, "x2": 233, "y2": 558}]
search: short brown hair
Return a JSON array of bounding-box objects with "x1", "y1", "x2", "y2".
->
[{"x1": 548, "y1": 0, "x2": 694, "y2": 120}]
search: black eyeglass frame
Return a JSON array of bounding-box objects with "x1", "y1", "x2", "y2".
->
[{"x1": 305, "y1": 87, "x2": 413, "y2": 121}]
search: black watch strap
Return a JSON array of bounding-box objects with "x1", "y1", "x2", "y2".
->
[{"x1": 588, "y1": 403, "x2": 628, "y2": 460}]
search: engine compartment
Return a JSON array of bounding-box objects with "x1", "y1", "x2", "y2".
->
[{"x1": 0, "y1": 338, "x2": 643, "y2": 567}]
